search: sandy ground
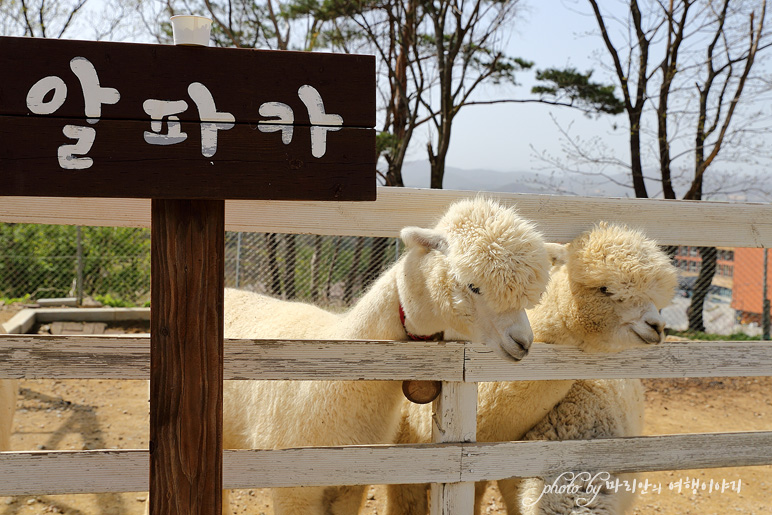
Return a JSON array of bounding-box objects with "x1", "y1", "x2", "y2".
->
[{"x1": 1, "y1": 304, "x2": 771, "y2": 514}]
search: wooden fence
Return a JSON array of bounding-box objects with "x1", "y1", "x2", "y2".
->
[{"x1": 2, "y1": 186, "x2": 772, "y2": 513}]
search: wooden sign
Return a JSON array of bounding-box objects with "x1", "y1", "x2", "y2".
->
[{"x1": 0, "y1": 36, "x2": 375, "y2": 200}]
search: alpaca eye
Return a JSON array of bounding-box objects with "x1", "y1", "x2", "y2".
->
[
  {"x1": 599, "y1": 286, "x2": 612, "y2": 296},
  {"x1": 468, "y1": 284, "x2": 482, "y2": 295}
]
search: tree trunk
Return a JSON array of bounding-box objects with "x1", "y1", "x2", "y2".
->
[
  {"x1": 325, "y1": 236, "x2": 342, "y2": 301},
  {"x1": 687, "y1": 246, "x2": 717, "y2": 332},
  {"x1": 265, "y1": 233, "x2": 282, "y2": 297},
  {"x1": 310, "y1": 235, "x2": 323, "y2": 302},
  {"x1": 363, "y1": 237, "x2": 390, "y2": 291},
  {"x1": 283, "y1": 234, "x2": 296, "y2": 299},
  {"x1": 345, "y1": 236, "x2": 365, "y2": 304},
  {"x1": 629, "y1": 113, "x2": 649, "y2": 198}
]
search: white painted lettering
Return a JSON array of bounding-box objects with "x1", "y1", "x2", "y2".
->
[
  {"x1": 258, "y1": 102, "x2": 294, "y2": 144},
  {"x1": 57, "y1": 125, "x2": 96, "y2": 170},
  {"x1": 298, "y1": 85, "x2": 342, "y2": 158},
  {"x1": 69, "y1": 57, "x2": 120, "y2": 123},
  {"x1": 142, "y1": 99, "x2": 190, "y2": 145},
  {"x1": 26, "y1": 76, "x2": 67, "y2": 115},
  {"x1": 187, "y1": 82, "x2": 235, "y2": 158}
]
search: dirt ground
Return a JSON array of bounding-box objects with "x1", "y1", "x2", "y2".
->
[{"x1": 1, "y1": 304, "x2": 771, "y2": 515}]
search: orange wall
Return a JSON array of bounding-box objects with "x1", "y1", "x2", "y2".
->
[{"x1": 731, "y1": 248, "x2": 772, "y2": 315}]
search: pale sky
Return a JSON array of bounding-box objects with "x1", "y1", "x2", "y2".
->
[{"x1": 444, "y1": 1, "x2": 622, "y2": 172}]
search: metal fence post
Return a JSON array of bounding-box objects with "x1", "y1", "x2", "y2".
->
[
  {"x1": 76, "y1": 226, "x2": 84, "y2": 306},
  {"x1": 763, "y1": 248, "x2": 769, "y2": 340},
  {"x1": 235, "y1": 231, "x2": 242, "y2": 289}
]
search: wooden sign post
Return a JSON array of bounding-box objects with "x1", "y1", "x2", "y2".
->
[{"x1": 0, "y1": 36, "x2": 375, "y2": 514}]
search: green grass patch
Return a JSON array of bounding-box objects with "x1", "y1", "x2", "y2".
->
[
  {"x1": 0, "y1": 294, "x2": 31, "y2": 305},
  {"x1": 94, "y1": 294, "x2": 135, "y2": 308},
  {"x1": 667, "y1": 329, "x2": 763, "y2": 341}
]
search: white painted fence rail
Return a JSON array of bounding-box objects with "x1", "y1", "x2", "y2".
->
[
  {"x1": 2, "y1": 187, "x2": 772, "y2": 246},
  {"x1": 3, "y1": 432, "x2": 772, "y2": 495},
  {"x1": 2, "y1": 187, "x2": 772, "y2": 514},
  {"x1": 2, "y1": 336, "x2": 772, "y2": 381}
]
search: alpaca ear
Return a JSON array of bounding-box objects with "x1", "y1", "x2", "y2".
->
[
  {"x1": 545, "y1": 243, "x2": 567, "y2": 266},
  {"x1": 401, "y1": 227, "x2": 449, "y2": 253}
]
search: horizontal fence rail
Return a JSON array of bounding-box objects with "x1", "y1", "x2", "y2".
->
[
  {"x1": 2, "y1": 187, "x2": 772, "y2": 246},
  {"x1": 1, "y1": 335, "x2": 771, "y2": 380},
  {"x1": 3, "y1": 431, "x2": 772, "y2": 496}
]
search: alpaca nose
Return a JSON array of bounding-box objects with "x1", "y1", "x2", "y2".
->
[
  {"x1": 512, "y1": 330, "x2": 533, "y2": 351},
  {"x1": 647, "y1": 319, "x2": 665, "y2": 335},
  {"x1": 501, "y1": 310, "x2": 533, "y2": 360}
]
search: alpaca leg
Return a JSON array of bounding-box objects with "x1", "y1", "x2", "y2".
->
[
  {"x1": 272, "y1": 486, "x2": 326, "y2": 515},
  {"x1": 384, "y1": 483, "x2": 428, "y2": 515},
  {"x1": 497, "y1": 477, "x2": 525, "y2": 515},
  {"x1": 0, "y1": 380, "x2": 17, "y2": 451},
  {"x1": 326, "y1": 485, "x2": 366, "y2": 515},
  {"x1": 473, "y1": 481, "x2": 488, "y2": 515}
]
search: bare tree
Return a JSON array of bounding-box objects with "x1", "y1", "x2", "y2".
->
[
  {"x1": 1, "y1": 0, "x2": 135, "y2": 40},
  {"x1": 539, "y1": 0, "x2": 769, "y2": 332},
  {"x1": 0, "y1": 0, "x2": 87, "y2": 37}
]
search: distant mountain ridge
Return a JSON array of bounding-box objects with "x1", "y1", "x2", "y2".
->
[
  {"x1": 400, "y1": 161, "x2": 767, "y2": 202},
  {"x1": 400, "y1": 161, "x2": 633, "y2": 197}
]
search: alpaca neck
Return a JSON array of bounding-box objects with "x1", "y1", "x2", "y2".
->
[
  {"x1": 528, "y1": 272, "x2": 584, "y2": 348},
  {"x1": 338, "y1": 260, "x2": 406, "y2": 341}
]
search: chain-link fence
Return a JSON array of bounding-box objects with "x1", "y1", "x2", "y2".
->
[
  {"x1": 0, "y1": 224, "x2": 151, "y2": 306},
  {"x1": 1, "y1": 223, "x2": 770, "y2": 338},
  {"x1": 664, "y1": 246, "x2": 771, "y2": 338},
  {"x1": 0, "y1": 223, "x2": 400, "y2": 309},
  {"x1": 224, "y1": 232, "x2": 400, "y2": 308}
]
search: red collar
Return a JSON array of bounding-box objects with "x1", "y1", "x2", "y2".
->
[{"x1": 399, "y1": 304, "x2": 444, "y2": 341}]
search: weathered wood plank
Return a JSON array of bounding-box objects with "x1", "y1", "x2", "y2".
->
[
  {"x1": 0, "y1": 446, "x2": 459, "y2": 495},
  {"x1": 0, "y1": 336, "x2": 465, "y2": 380},
  {"x1": 0, "y1": 188, "x2": 771, "y2": 247},
  {"x1": 430, "y1": 382, "x2": 477, "y2": 515},
  {"x1": 222, "y1": 446, "x2": 460, "y2": 489},
  {"x1": 225, "y1": 338, "x2": 465, "y2": 381},
  {"x1": 149, "y1": 199, "x2": 223, "y2": 515},
  {"x1": 0, "y1": 335, "x2": 150, "y2": 378},
  {"x1": 0, "y1": 450, "x2": 148, "y2": 495},
  {"x1": 461, "y1": 431, "x2": 772, "y2": 482},
  {"x1": 463, "y1": 340, "x2": 772, "y2": 382},
  {"x1": 432, "y1": 382, "x2": 477, "y2": 444},
  {"x1": 0, "y1": 117, "x2": 375, "y2": 200},
  {"x1": 2, "y1": 432, "x2": 771, "y2": 495},
  {"x1": 0, "y1": 36, "x2": 375, "y2": 127},
  {"x1": 0, "y1": 337, "x2": 770, "y2": 381}
]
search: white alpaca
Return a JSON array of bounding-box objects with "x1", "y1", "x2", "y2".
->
[
  {"x1": 0, "y1": 379, "x2": 16, "y2": 452},
  {"x1": 388, "y1": 223, "x2": 678, "y2": 515},
  {"x1": 515, "y1": 378, "x2": 645, "y2": 514},
  {"x1": 222, "y1": 198, "x2": 561, "y2": 515}
]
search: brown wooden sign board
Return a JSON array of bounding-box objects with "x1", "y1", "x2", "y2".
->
[{"x1": 0, "y1": 36, "x2": 375, "y2": 200}]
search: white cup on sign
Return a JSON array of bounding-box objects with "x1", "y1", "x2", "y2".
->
[{"x1": 170, "y1": 15, "x2": 212, "y2": 46}]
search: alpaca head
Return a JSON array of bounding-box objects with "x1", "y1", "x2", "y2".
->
[
  {"x1": 398, "y1": 198, "x2": 558, "y2": 361},
  {"x1": 554, "y1": 222, "x2": 678, "y2": 353}
]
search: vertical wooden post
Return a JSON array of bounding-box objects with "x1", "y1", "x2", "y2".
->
[
  {"x1": 150, "y1": 199, "x2": 224, "y2": 515},
  {"x1": 430, "y1": 381, "x2": 477, "y2": 515}
]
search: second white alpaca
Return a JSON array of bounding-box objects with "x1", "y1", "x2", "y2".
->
[{"x1": 222, "y1": 198, "x2": 561, "y2": 515}]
